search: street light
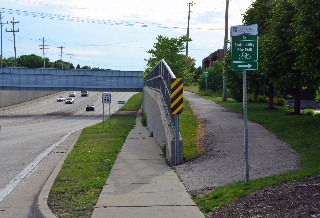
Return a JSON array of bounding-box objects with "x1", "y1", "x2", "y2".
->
[
  {"x1": 222, "y1": 0, "x2": 229, "y2": 101},
  {"x1": 186, "y1": 1, "x2": 195, "y2": 56}
]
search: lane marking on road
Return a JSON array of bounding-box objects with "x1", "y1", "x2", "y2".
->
[{"x1": 0, "y1": 130, "x2": 76, "y2": 202}]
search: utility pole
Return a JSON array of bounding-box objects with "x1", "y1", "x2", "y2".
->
[
  {"x1": 0, "y1": 12, "x2": 8, "y2": 67},
  {"x1": 186, "y1": 1, "x2": 194, "y2": 56},
  {"x1": 6, "y1": 17, "x2": 19, "y2": 67},
  {"x1": 57, "y1": 46, "x2": 65, "y2": 69},
  {"x1": 222, "y1": 0, "x2": 229, "y2": 101},
  {"x1": 39, "y1": 37, "x2": 49, "y2": 68}
]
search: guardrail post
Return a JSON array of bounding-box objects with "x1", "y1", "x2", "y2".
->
[{"x1": 171, "y1": 78, "x2": 183, "y2": 165}]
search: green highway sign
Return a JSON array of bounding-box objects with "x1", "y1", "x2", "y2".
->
[
  {"x1": 231, "y1": 25, "x2": 258, "y2": 71},
  {"x1": 118, "y1": 101, "x2": 126, "y2": 104}
]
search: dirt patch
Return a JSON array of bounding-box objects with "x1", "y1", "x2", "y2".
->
[{"x1": 206, "y1": 176, "x2": 320, "y2": 218}]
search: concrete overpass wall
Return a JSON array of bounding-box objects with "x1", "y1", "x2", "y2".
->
[
  {"x1": 143, "y1": 87, "x2": 176, "y2": 165},
  {"x1": 0, "y1": 90, "x2": 56, "y2": 108}
]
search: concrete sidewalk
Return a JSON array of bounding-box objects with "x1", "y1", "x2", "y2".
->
[{"x1": 91, "y1": 113, "x2": 205, "y2": 218}]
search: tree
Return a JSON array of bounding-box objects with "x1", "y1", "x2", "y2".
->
[
  {"x1": 193, "y1": 66, "x2": 204, "y2": 83},
  {"x1": 224, "y1": 51, "x2": 244, "y2": 102},
  {"x1": 2, "y1": 57, "x2": 16, "y2": 67},
  {"x1": 198, "y1": 61, "x2": 223, "y2": 92},
  {"x1": 243, "y1": 0, "x2": 276, "y2": 107},
  {"x1": 81, "y1": 65, "x2": 91, "y2": 69},
  {"x1": 145, "y1": 35, "x2": 195, "y2": 84},
  {"x1": 291, "y1": 0, "x2": 320, "y2": 87},
  {"x1": 266, "y1": 0, "x2": 302, "y2": 114},
  {"x1": 17, "y1": 54, "x2": 44, "y2": 68}
]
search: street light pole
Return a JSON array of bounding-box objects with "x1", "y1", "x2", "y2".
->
[
  {"x1": 0, "y1": 12, "x2": 8, "y2": 67},
  {"x1": 57, "y1": 46, "x2": 65, "y2": 69},
  {"x1": 186, "y1": 1, "x2": 194, "y2": 56},
  {"x1": 39, "y1": 37, "x2": 48, "y2": 68},
  {"x1": 222, "y1": 0, "x2": 229, "y2": 101}
]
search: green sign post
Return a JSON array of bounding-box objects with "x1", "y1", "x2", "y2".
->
[
  {"x1": 231, "y1": 24, "x2": 258, "y2": 185},
  {"x1": 231, "y1": 25, "x2": 258, "y2": 71}
]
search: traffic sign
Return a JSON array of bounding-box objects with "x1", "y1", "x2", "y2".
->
[
  {"x1": 231, "y1": 24, "x2": 258, "y2": 36},
  {"x1": 231, "y1": 25, "x2": 258, "y2": 71},
  {"x1": 102, "y1": 93, "x2": 111, "y2": 104},
  {"x1": 118, "y1": 101, "x2": 126, "y2": 104}
]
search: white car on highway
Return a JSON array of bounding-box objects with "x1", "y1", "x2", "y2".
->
[
  {"x1": 69, "y1": 91, "x2": 76, "y2": 97},
  {"x1": 65, "y1": 98, "x2": 74, "y2": 104},
  {"x1": 56, "y1": 96, "x2": 65, "y2": 101}
]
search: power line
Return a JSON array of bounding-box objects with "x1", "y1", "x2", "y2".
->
[
  {"x1": 6, "y1": 17, "x2": 19, "y2": 67},
  {"x1": 0, "y1": 12, "x2": 9, "y2": 67},
  {"x1": 39, "y1": 37, "x2": 49, "y2": 68},
  {"x1": 222, "y1": 0, "x2": 229, "y2": 101},
  {"x1": 186, "y1": 1, "x2": 195, "y2": 56},
  {"x1": 57, "y1": 46, "x2": 65, "y2": 69}
]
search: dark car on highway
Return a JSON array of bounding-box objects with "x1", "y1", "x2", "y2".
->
[
  {"x1": 81, "y1": 90, "x2": 89, "y2": 97},
  {"x1": 86, "y1": 104, "x2": 95, "y2": 111}
]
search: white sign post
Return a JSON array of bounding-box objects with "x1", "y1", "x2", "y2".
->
[{"x1": 102, "y1": 93, "x2": 111, "y2": 128}]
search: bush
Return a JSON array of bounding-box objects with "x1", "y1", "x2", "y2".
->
[
  {"x1": 199, "y1": 89, "x2": 214, "y2": 96},
  {"x1": 302, "y1": 109, "x2": 315, "y2": 116},
  {"x1": 274, "y1": 98, "x2": 288, "y2": 107},
  {"x1": 141, "y1": 113, "x2": 147, "y2": 126},
  {"x1": 198, "y1": 61, "x2": 223, "y2": 92},
  {"x1": 258, "y1": 95, "x2": 268, "y2": 103}
]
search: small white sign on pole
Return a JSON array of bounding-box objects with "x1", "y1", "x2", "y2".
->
[
  {"x1": 102, "y1": 93, "x2": 111, "y2": 128},
  {"x1": 102, "y1": 93, "x2": 111, "y2": 104}
]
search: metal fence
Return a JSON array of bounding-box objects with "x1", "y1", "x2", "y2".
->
[{"x1": 146, "y1": 59, "x2": 176, "y2": 127}]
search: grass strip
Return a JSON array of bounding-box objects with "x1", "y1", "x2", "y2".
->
[
  {"x1": 46, "y1": 90, "x2": 214, "y2": 217},
  {"x1": 180, "y1": 98, "x2": 206, "y2": 161},
  {"x1": 119, "y1": 92, "x2": 143, "y2": 111},
  {"x1": 48, "y1": 115, "x2": 136, "y2": 218},
  {"x1": 47, "y1": 93, "x2": 143, "y2": 218}
]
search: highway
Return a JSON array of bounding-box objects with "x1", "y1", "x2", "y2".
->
[{"x1": 0, "y1": 91, "x2": 135, "y2": 218}]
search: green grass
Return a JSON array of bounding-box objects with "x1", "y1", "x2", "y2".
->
[
  {"x1": 119, "y1": 92, "x2": 143, "y2": 111},
  {"x1": 180, "y1": 98, "x2": 206, "y2": 161},
  {"x1": 48, "y1": 93, "x2": 143, "y2": 218},
  {"x1": 187, "y1": 87, "x2": 320, "y2": 213},
  {"x1": 47, "y1": 90, "x2": 205, "y2": 217},
  {"x1": 48, "y1": 116, "x2": 136, "y2": 217}
]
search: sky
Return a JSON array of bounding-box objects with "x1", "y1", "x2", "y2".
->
[{"x1": 0, "y1": 0, "x2": 254, "y2": 71}]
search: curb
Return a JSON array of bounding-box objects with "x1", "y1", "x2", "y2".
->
[{"x1": 36, "y1": 130, "x2": 82, "y2": 218}]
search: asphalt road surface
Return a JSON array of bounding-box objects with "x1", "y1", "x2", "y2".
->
[{"x1": 0, "y1": 91, "x2": 135, "y2": 218}]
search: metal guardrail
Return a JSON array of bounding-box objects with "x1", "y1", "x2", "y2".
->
[
  {"x1": 146, "y1": 59, "x2": 176, "y2": 127},
  {"x1": 146, "y1": 59, "x2": 184, "y2": 165}
]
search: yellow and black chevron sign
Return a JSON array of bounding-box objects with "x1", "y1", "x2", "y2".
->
[{"x1": 171, "y1": 78, "x2": 183, "y2": 114}]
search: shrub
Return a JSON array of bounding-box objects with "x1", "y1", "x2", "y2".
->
[
  {"x1": 258, "y1": 95, "x2": 268, "y2": 103},
  {"x1": 274, "y1": 97, "x2": 288, "y2": 107},
  {"x1": 199, "y1": 89, "x2": 214, "y2": 96},
  {"x1": 302, "y1": 109, "x2": 315, "y2": 116},
  {"x1": 141, "y1": 113, "x2": 147, "y2": 126},
  {"x1": 198, "y1": 61, "x2": 223, "y2": 92}
]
